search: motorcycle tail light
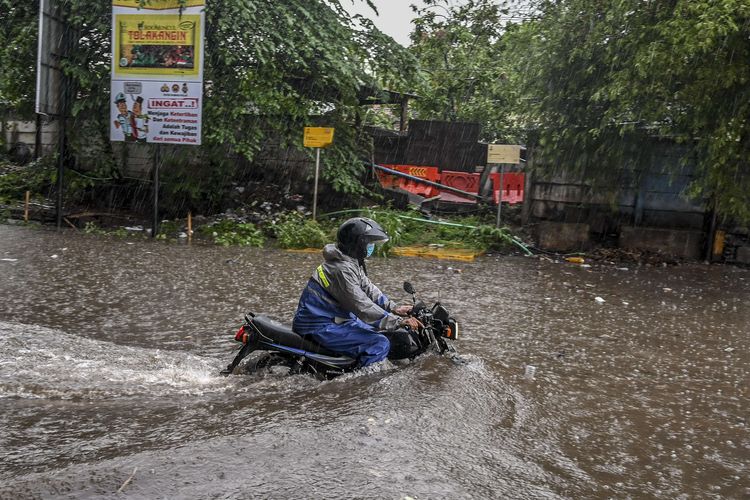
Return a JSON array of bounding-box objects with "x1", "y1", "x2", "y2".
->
[{"x1": 234, "y1": 325, "x2": 245, "y2": 342}]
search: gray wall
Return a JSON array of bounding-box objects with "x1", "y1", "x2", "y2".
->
[{"x1": 527, "y1": 142, "x2": 706, "y2": 234}]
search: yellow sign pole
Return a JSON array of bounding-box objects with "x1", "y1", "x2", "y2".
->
[
  {"x1": 487, "y1": 144, "x2": 522, "y2": 228},
  {"x1": 313, "y1": 148, "x2": 321, "y2": 220},
  {"x1": 304, "y1": 127, "x2": 334, "y2": 220}
]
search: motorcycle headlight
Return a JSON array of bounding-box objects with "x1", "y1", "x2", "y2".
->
[{"x1": 443, "y1": 319, "x2": 458, "y2": 340}]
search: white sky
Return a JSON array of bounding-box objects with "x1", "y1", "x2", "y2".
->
[{"x1": 341, "y1": 0, "x2": 430, "y2": 46}]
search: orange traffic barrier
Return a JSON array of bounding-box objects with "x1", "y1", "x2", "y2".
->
[
  {"x1": 376, "y1": 164, "x2": 441, "y2": 197},
  {"x1": 491, "y1": 172, "x2": 525, "y2": 205},
  {"x1": 397, "y1": 165, "x2": 440, "y2": 197},
  {"x1": 439, "y1": 170, "x2": 481, "y2": 203}
]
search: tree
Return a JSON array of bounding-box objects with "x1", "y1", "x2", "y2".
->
[
  {"x1": 506, "y1": 0, "x2": 750, "y2": 222},
  {"x1": 0, "y1": 0, "x2": 419, "y2": 201},
  {"x1": 0, "y1": 2, "x2": 39, "y2": 118},
  {"x1": 409, "y1": 0, "x2": 520, "y2": 142}
]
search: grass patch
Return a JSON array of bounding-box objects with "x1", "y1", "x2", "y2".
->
[
  {"x1": 270, "y1": 212, "x2": 329, "y2": 249},
  {"x1": 198, "y1": 219, "x2": 264, "y2": 247}
]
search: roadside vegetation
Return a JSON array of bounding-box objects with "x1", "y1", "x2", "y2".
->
[{"x1": 50, "y1": 206, "x2": 520, "y2": 256}]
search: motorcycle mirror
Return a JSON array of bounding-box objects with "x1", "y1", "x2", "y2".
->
[{"x1": 403, "y1": 281, "x2": 415, "y2": 295}]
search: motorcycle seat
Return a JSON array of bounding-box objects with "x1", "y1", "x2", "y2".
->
[{"x1": 252, "y1": 315, "x2": 342, "y2": 357}]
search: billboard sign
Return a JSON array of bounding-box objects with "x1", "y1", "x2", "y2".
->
[{"x1": 110, "y1": 0, "x2": 205, "y2": 145}]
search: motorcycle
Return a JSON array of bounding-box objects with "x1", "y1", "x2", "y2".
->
[{"x1": 219, "y1": 281, "x2": 459, "y2": 380}]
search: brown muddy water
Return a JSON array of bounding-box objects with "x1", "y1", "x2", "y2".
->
[{"x1": 0, "y1": 224, "x2": 748, "y2": 499}]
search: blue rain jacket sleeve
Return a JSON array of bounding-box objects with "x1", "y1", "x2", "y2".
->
[{"x1": 293, "y1": 244, "x2": 402, "y2": 333}]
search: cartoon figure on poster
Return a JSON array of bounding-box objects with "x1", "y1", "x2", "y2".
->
[
  {"x1": 113, "y1": 92, "x2": 133, "y2": 141},
  {"x1": 132, "y1": 96, "x2": 149, "y2": 143},
  {"x1": 113, "y1": 91, "x2": 149, "y2": 142}
]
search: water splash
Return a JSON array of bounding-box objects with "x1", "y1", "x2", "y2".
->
[{"x1": 0, "y1": 321, "x2": 232, "y2": 400}]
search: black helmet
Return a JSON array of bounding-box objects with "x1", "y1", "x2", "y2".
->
[{"x1": 337, "y1": 217, "x2": 389, "y2": 261}]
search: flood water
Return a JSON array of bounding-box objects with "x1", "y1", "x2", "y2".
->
[{"x1": 0, "y1": 224, "x2": 748, "y2": 499}]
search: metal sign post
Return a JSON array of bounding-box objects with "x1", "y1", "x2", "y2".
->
[
  {"x1": 313, "y1": 148, "x2": 321, "y2": 220},
  {"x1": 303, "y1": 127, "x2": 334, "y2": 220},
  {"x1": 36, "y1": 0, "x2": 69, "y2": 231},
  {"x1": 487, "y1": 144, "x2": 522, "y2": 228},
  {"x1": 152, "y1": 145, "x2": 160, "y2": 237},
  {"x1": 496, "y1": 166, "x2": 504, "y2": 228}
]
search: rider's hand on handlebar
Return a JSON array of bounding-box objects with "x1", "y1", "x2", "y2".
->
[
  {"x1": 401, "y1": 317, "x2": 423, "y2": 331},
  {"x1": 393, "y1": 304, "x2": 412, "y2": 316}
]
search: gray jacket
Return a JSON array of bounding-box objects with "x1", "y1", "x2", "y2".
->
[{"x1": 310, "y1": 243, "x2": 402, "y2": 331}]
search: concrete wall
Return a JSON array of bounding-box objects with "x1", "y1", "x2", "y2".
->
[
  {"x1": 526, "y1": 140, "x2": 714, "y2": 259},
  {"x1": 2, "y1": 118, "x2": 60, "y2": 159},
  {"x1": 620, "y1": 226, "x2": 704, "y2": 260},
  {"x1": 528, "y1": 143, "x2": 705, "y2": 233}
]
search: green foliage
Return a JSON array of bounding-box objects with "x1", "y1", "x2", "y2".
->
[
  {"x1": 83, "y1": 221, "x2": 107, "y2": 236},
  {"x1": 1, "y1": 0, "x2": 420, "y2": 208},
  {"x1": 409, "y1": 0, "x2": 520, "y2": 142},
  {"x1": 469, "y1": 224, "x2": 513, "y2": 251},
  {"x1": 506, "y1": 0, "x2": 750, "y2": 223},
  {"x1": 82, "y1": 221, "x2": 136, "y2": 239},
  {"x1": 199, "y1": 219, "x2": 264, "y2": 247},
  {"x1": 271, "y1": 212, "x2": 328, "y2": 249},
  {"x1": 0, "y1": 158, "x2": 56, "y2": 205},
  {"x1": 338, "y1": 208, "x2": 514, "y2": 254},
  {"x1": 0, "y1": 2, "x2": 38, "y2": 117}
]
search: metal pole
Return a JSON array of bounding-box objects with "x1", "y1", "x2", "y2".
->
[
  {"x1": 152, "y1": 145, "x2": 160, "y2": 238},
  {"x1": 495, "y1": 167, "x2": 504, "y2": 228},
  {"x1": 312, "y1": 147, "x2": 320, "y2": 220},
  {"x1": 56, "y1": 114, "x2": 65, "y2": 231},
  {"x1": 24, "y1": 191, "x2": 30, "y2": 223}
]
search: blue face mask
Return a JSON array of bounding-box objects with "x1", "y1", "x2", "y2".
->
[{"x1": 366, "y1": 243, "x2": 375, "y2": 258}]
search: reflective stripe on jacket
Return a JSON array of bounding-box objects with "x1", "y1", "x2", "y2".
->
[{"x1": 293, "y1": 243, "x2": 401, "y2": 334}]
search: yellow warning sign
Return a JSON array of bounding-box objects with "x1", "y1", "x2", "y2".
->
[{"x1": 304, "y1": 127, "x2": 335, "y2": 148}]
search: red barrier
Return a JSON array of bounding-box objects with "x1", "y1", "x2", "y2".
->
[
  {"x1": 376, "y1": 164, "x2": 441, "y2": 197},
  {"x1": 491, "y1": 172, "x2": 525, "y2": 205},
  {"x1": 397, "y1": 165, "x2": 440, "y2": 197},
  {"x1": 375, "y1": 164, "x2": 401, "y2": 189},
  {"x1": 439, "y1": 171, "x2": 481, "y2": 204}
]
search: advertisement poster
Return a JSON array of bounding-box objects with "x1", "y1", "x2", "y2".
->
[
  {"x1": 110, "y1": 0, "x2": 204, "y2": 145},
  {"x1": 113, "y1": 14, "x2": 202, "y2": 80},
  {"x1": 110, "y1": 80, "x2": 202, "y2": 145}
]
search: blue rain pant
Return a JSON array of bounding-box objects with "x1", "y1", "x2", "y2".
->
[
  {"x1": 294, "y1": 279, "x2": 391, "y2": 366},
  {"x1": 303, "y1": 319, "x2": 390, "y2": 367}
]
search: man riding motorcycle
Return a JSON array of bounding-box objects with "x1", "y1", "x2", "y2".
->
[{"x1": 292, "y1": 217, "x2": 422, "y2": 367}]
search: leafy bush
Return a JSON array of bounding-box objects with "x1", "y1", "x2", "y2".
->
[
  {"x1": 200, "y1": 219, "x2": 264, "y2": 247},
  {"x1": 328, "y1": 208, "x2": 517, "y2": 254},
  {"x1": 272, "y1": 212, "x2": 329, "y2": 249},
  {"x1": 0, "y1": 157, "x2": 56, "y2": 205},
  {"x1": 470, "y1": 225, "x2": 514, "y2": 251}
]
